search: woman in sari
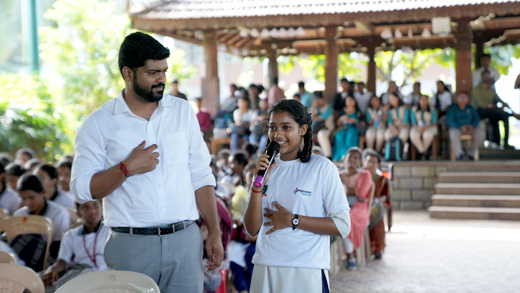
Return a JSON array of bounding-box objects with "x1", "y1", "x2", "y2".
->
[
  {"x1": 363, "y1": 149, "x2": 391, "y2": 259},
  {"x1": 339, "y1": 147, "x2": 372, "y2": 270}
]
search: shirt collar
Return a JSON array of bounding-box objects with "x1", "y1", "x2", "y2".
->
[
  {"x1": 113, "y1": 90, "x2": 173, "y2": 117},
  {"x1": 30, "y1": 200, "x2": 48, "y2": 216},
  {"x1": 80, "y1": 221, "x2": 103, "y2": 235}
]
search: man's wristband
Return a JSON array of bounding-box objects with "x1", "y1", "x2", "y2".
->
[{"x1": 120, "y1": 162, "x2": 130, "y2": 177}]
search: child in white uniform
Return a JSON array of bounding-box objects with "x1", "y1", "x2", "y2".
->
[{"x1": 244, "y1": 100, "x2": 351, "y2": 293}]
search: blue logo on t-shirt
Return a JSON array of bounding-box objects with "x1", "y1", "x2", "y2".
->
[{"x1": 294, "y1": 188, "x2": 312, "y2": 196}]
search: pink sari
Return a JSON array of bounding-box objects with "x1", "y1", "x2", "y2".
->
[{"x1": 340, "y1": 170, "x2": 372, "y2": 250}]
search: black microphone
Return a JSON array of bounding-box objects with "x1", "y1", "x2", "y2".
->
[{"x1": 253, "y1": 141, "x2": 280, "y2": 188}]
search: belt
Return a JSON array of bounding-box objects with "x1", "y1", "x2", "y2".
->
[{"x1": 111, "y1": 220, "x2": 195, "y2": 235}]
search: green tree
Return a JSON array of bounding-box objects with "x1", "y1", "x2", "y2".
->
[
  {"x1": 375, "y1": 48, "x2": 453, "y2": 86},
  {"x1": 0, "y1": 73, "x2": 69, "y2": 160},
  {"x1": 487, "y1": 44, "x2": 520, "y2": 75},
  {"x1": 39, "y1": 0, "x2": 130, "y2": 129}
]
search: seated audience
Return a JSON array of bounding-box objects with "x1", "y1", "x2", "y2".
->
[
  {"x1": 5, "y1": 163, "x2": 26, "y2": 191},
  {"x1": 297, "y1": 81, "x2": 313, "y2": 111},
  {"x1": 219, "y1": 151, "x2": 248, "y2": 188},
  {"x1": 0, "y1": 162, "x2": 22, "y2": 215},
  {"x1": 56, "y1": 157, "x2": 73, "y2": 196},
  {"x1": 228, "y1": 163, "x2": 256, "y2": 293},
  {"x1": 34, "y1": 164, "x2": 75, "y2": 210},
  {"x1": 231, "y1": 97, "x2": 254, "y2": 152},
  {"x1": 380, "y1": 81, "x2": 403, "y2": 105},
  {"x1": 404, "y1": 81, "x2": 422, "y2": 108},
  {"x1": 339, "y1": 147, "x2": 372, "y2": 270},
  {"x1": 472, "y1": 70, "x2": 520, "y2": 149},
  {"x1": 363, "y1": 149, "x2": 391, "y2": 259},
  {"x1": 365, "y1": 95, "x2": 386, "y2": 153},
  {"x1": 195, "y1": 97, "x2": 213, "y2": 142},
  {"x1": 15, "y1": 147, "x2": 36, "y2": 165},
  {"x1": 410, "y1": 95, "x2": 438, "y2": 159},
  {"x1": 354, "y1": 81, "x2": 372, "y2": 114},
  {"x1": 332, "y1": 96, "x2": 361, "y2": 161},
  {"x1": 432, "y1": 80, "x2": 452, "y2": 120},
  {"x1": 14, "y1": 174, "x2": 70, "y2": 263},
  {"x1": 384, "y1": 93, "x2": 410, "y2": 143},
  {"x1": 447, "y1": 91, "x2": 485, "y2": 160},
  {"x1": 249, "y1": 98, "x2": 269, "y2": 154},
  {"x1": 311, "y1": 91, "x2": 333, "y2": 158},
  {"x1": 42, "y1": 200, "x2": 109, "y2": 292}
]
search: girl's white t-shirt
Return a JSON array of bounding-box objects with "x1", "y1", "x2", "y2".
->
[{"x1": 251, "y1": 154, "x2": 349, "y2": 270}]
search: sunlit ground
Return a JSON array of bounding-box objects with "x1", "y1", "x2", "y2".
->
[{"x1": 330, "y1": 211, "x2": 520, "y2": 293}]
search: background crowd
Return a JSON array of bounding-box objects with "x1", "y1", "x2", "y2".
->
[{"x1": 0, "y1": 53, "x2": 519, "y2": 292}]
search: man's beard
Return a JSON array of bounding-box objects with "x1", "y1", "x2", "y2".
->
[{"x1": 133, "y1": 75, "x2": 164, "y2": 102}]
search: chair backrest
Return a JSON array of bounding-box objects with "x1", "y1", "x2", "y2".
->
[
  {"x1": 0, "y1": 263, "x2": 45, "y2": 293},
  {"x1": 0, "y1": 208, "x2": 8, "y2": 221},
  {"x1": 0, "y1": 215, "x2": 53, "y2": 269},
  {"x1": 0, "y1": 250, "x2": 17, "y2": 264},
  {"x1": 55, "y1": 270, "x2": 161, "y2": 293},
  {"x1": 66, "y1": 208, "x2": 84, "y2": 229}
]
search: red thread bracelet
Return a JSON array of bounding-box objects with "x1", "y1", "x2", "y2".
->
[
  {"x1": 120, "y1": 162, "x2": 130, "y2": 177},
  {"x1": 251, "y1": 188, "x2": 262, "y2": 194}
]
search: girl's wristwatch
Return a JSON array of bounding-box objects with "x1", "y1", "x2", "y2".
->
[{"x1": 292, "y1": 214, "x2": 299, "y2": 230}]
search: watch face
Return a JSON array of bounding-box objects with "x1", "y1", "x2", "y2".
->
[{"x1": 292, "y1": 218, "x2": 299, "y2": 225}]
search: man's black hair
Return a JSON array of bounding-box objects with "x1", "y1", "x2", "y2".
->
[
  {"x1": 298, "y1": 81, "x2": 305, "y2": 88},
  {"x1": 5, "y1": 163, "x2": 26, "y2": 176},
  {"x1": 118, "y1": 32, "x2": 170, "y2": 78}
]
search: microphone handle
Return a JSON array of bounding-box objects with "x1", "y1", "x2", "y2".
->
[{"x1": 253, "y1": 152, "x2": 278, "y2": 188}]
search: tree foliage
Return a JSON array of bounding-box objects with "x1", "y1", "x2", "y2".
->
[
  {"x1": 375, "y1": 48, "x2": 453, "y2": 86},
  {"x1": 0, "y1": 73, "x2": 69, "y2": 161},
  {"x1": 487, "y1": 44, "x2": 520, "y2": 75}
]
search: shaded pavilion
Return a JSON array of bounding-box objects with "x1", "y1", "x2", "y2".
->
[{"x1": 129, "y1": 0, "x2": 520, "y2": 114}]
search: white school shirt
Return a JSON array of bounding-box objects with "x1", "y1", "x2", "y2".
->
[
  {"x1": 473, "y1": 67, "x2": 500, "y2": 88},
  {"x1": 354, "y1": 90, "x2": 372, "y2": 114},
  {"x1": 71, "y1": 92, "x2": 215, "y2": 228},
  {"x1": 58, "y1": 222, "x2": 109, "y2": 270},
  {"x1": 0, "y1": 187, "x2": 22, "y2": 215},
  {"x1": 51, "y1": 190, "x2": 75, "y2": 210},
  {"x1": 251, "y1": 154, "x2": 350, "y2": 270},
  {"x1": 14, "y1": 200, "x2": 70, "y2": 241},
  {"x1": 432, "y1": 91, "x2": 453, "y2": 112}
]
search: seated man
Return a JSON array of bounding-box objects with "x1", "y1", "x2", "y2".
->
[
  {"x1": 472, "y1": 70, "x2": 520, "y2": 148},
  {"x1": 447, "y1": 91, "x2": 485, "y2": 160},
  {"x1": 42, "y1": 200, "x2": 108, "y2": 292}
]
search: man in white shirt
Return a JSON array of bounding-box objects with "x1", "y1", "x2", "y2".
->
[
  {"x1": 70, "y1": 32, "x2": 223, "y2": 293},
  {"x1": 354, "y1": 81, "x2": 373, "y2": 114},
  {"x1": 473, "y1": 54, "x2": 500, "y2": 88}
]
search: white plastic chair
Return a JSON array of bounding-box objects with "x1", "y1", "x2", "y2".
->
[
  {"x1": 55, "y1": 270, "x2": 161, "y2": 293},
  {"x1": 0, "y1": 251, "x2": 17, "y2": 264},
  {"x1": 0, "y1": 263, "x2": 45, "y2": 293},
  {"x1": 0, "y1": 215, "x2": 53, "y2": 269}
]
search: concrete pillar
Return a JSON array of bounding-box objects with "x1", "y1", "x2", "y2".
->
[
  {"x1": 202, "y1": 31, "x2": 219, "y2": 115},
  {"x1": 455, "y1": 20, "x2": 473, "y2": 94},
  {"x1": 324, "y1": 26, "x2": 338, "y2": 105},
  {"x1": 474, "y1": 42, "x2": 484, "y2": 69},
  {"x1": 367, "y1": 45, "x2": 377, "y2": 94}
]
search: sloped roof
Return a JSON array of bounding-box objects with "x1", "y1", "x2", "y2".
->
[
  {"x1": 130, "y1": 0, "x2": 520, "y2": 56},
  {"x1": 133, "y1": 0, "x2": 519, "y2": 22}
]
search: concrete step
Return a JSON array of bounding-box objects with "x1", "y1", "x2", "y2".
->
[
  {"x1": 435, "y1": 183, "x2": 520, "y2": 195},
  {"x1": 438, "y1": 172, "x2": 520, "y2": 183},
  {"x1": 428, "y1": 206, "x2": 520, "y2": 220},
  {"x1": 445, "y1": 163, "x2": 520, "y2": 172},
  {"x1": 479, "y1": 147, "x2": 520, "y2": 160},
  {"x1": 432, "y1": 195, "x2": 520, "y2": 208}
]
